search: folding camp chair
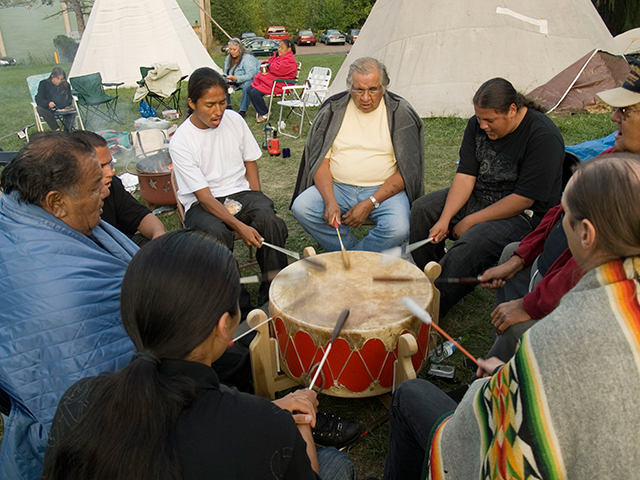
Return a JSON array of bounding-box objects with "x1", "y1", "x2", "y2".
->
[
  {"x1": 264, "y1": 61, "x2": 303, "y2": 120},
  {"x1": 276, "y1": 67, "x2": 332, "y2": 138},
  {"x1": 69, "y1": 72, "x2": 123, "y2": 128},
  {"x1": 26, "y1": 73, "x2": 84, "y2": 132},
  {"x1": 136, "y1": 63, "x2": 188, "y2": 113}
]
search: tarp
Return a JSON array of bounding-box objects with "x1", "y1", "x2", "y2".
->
[
  {"x1": 330, "y1": 0, "x2": 622, "y2": 118},
  {"x1": 529, "y1": 50, "x2": 629, "y2": 112},
  {"x1": 70, "y1": 0, "x2": 221, "y2": 88},
  {"x1": 615, "y1": 28, "x2": 640, "y2": 55}
]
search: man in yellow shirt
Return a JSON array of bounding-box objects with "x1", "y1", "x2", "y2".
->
[{"x1": 291, "y1": 57, "x2": 424, "y2": 252}]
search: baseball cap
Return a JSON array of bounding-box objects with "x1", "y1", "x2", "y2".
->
[{"x1": 597, "y1": 60, "x2": 640, "y2": 108}]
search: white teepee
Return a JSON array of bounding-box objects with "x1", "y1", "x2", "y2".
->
[
  {"x1": 330, "y1": 0, "x2": 622, "y2": 117},
  {"x1": 615, "y1": 28, "x2": 640, "y2": 54},
  {"x1": 70, "y1": 0, "x2": 221, "y2": 88}
]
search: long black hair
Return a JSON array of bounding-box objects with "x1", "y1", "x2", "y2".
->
[
  {"x1": 49, "y1": 66, "x2": 71, "y2": 101},
  {"x1": 46, "y1": 230, "x2": 241, "y2": 480},
  {"x1": 473, "y1": 77, "x2": 545, "y2": 113},
  {"x1": 186, "y1": 67, "x2": 227, "y2": 115}
]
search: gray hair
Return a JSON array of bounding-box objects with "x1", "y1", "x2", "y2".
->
[
  {"x1": 227, "y1": 37, "x2": 246, "y2": 56},
  {"x1": 346, "y1": 57, "x2": 390, "y2": 91}
]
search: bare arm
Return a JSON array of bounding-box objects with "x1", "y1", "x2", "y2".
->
[
  {"x1": 297, "y1": 424, "x2": 320, "y2": 474},
  {"x1": 137, "y1": 213, "x2": 166, "y2": 241},
  {"x1": 193, "y1": 187, "x2": 263, "y2": 247},
  {"x1": 244, "y1": 161, "x2": 261, "y2": 191},
  {"x1": 313, "y1": 157, "x2": 341, "y2": 226},
  {"x1": 429, "y1": 173, "x2": 476, "y2": 242},
  {"x1": 342, "y1": 170, "x2": 405, "y2": 228},
  {"x1": 453, "y1": 193, "x2": 534, "y2": 239}
]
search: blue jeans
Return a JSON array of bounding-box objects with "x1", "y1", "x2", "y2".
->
[
  {"x1": 318, "y1": 447, "x2": 357, "y2": 480},
  {"x1": 225, "y1": 81, "x2": 253, "y2": 112},
  {"x1": 248, "y1": 86, "x2": 269, "y2": 116},
  {"x1": 292, "y1": 183, "x2": 410, "y2": 252},
  {"x1": 410, "y1": 188, "x2": 536, "y2": 317},
  {"x1": 383, "y1": 380, "x2": 457, "y2": 480}
]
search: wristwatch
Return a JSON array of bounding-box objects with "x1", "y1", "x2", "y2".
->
[{"x1": 369, "y1": 195, "x2": 380, "y2": 209}]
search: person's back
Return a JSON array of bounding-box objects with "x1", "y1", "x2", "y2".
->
[
  {"x1": 0, "y1": 132, "x2": 136, "y2": 479},
  {"x1": 41, "y1": 231, "x2": 355, "y2": 480}
]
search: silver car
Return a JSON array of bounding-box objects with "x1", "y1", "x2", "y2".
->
[{"x1": 318, "y1": 29, "x2": 345, "y2": 45}]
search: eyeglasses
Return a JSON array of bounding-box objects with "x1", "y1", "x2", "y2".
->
[
  {"x1": 617, "y1": 106, "x2": 640, "y2": 121},
  {"x1": 350, "y1": 86, "x2": 383, "y2": 96}
]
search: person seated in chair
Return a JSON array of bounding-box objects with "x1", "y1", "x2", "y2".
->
[
  {"x1": 224, "y1": 38, "x2": 260, "y2": 118},
  {"x1": 410, "y1": 78, "x2": 565, "y2": 318},
  {"x1": 0, "y1": 132, "x2": 136, "y2": 479},
  {"x1": 291, "y1": 57, "x2": 424, "y2": 253},
  {"x1": 247, "y1": 39, "x2": 298, "y2": 123},
  {"x1": 73, "y1": 130, "x2": 166, "y2": 247},
  {"x1": 169, "y1": 67, "x2": 289, "y2": 309},
  {"x1": 477, "y1": 60, "x2": 640, "y2": 361},
  {"x1": 35, "y1": 66, "x2": 77, "y2": 132},
  {"x1": 384, "y1": 152, "x2": 640, "y2": 480}
]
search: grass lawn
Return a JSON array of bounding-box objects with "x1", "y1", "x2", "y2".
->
[{"x1": 0, "y1": 57, "x2": 616, "y2": 478}]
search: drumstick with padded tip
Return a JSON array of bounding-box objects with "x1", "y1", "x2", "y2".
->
[
  {"x1": 261, "y1": 241, "x2": 326, "y2": 271},
  {"x1": 232, "y1": 311, "x2": 282, "y2": 343},
  {"x1": 402, "y1": 297, "x2": 477, "y2": 365},
  {"x1": 308, "y1": 309, "x2": 350, "y2": 390},
  {"x1": 372, "y1": 276, "x2": 481, "y2": 284},
  {"x1": 333, "y1": 218, "x2": 350, "y2": 269}
]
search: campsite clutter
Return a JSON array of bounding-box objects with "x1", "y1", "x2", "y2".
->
[{"x1": 3, "y1": 0, "x2": 640, "y2": 478}]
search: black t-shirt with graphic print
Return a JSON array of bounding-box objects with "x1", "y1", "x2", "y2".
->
[{"x1": 457, "y1": 108, "x2": 565, "y2": 221}]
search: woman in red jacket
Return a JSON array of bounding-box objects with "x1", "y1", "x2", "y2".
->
[{"x1": 247, "y1": 39, "x2": 297, "y2": 122}]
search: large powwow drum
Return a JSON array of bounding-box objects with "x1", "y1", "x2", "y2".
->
[{"x1": 269, "y1": 251, "x2": 434, "y2": 397}]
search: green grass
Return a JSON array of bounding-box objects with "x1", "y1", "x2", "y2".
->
[{"x1": 0, "y1": 57, "x2": 616, "y2": 479}]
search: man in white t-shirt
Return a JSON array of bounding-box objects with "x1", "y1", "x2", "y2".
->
[
  {"x1": 169, "y1": 67, "x2": 288, "y2": 307},
  {"x1": 291, "y1": 57, "x2": 424, "y2": 252}
]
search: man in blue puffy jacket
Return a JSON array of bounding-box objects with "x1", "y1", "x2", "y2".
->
[{"x1": 0, "y1": 132, "x2": 136, "y2": 479}]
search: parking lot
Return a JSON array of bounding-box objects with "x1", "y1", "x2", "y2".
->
[{"x1": 294, "y1": 42, "x2": 352, "y2": 56}]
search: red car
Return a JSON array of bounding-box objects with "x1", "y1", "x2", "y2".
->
[
  {"x1": 265, "y1": 26, "x2": 290, "y2": 40},
  {"x1": 295, "y1": 29, "x2": 316, "y2": 46}
]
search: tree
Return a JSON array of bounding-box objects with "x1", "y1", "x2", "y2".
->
[
  {"x1": 0, "y1": 0, "x2": 92, "y2": 35},
  {"x1": 592, "y1": 0, "x2": 640, "y2": 36}
]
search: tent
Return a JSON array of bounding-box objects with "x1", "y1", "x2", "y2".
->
[
  {"x1": 330, "y1": 0, "x2": 622, "y2": 118},
  {"x1": 70, "y1": 0, "x2": 221, "y2": 88},
  {"x1": 528, "y1": 50, "x2": 629, "y2": 112},
  {"x1": 615, "y1": 28, "x2": 640, "y2": 55}
]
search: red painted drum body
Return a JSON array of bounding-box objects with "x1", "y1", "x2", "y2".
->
[{"x1": 269, "y1": 251, "x2": 433, "y2": 397}]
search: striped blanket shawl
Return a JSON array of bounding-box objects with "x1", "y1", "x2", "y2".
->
[{"x1": 428, "y1": 257, "x2": 640, "y2": 480}]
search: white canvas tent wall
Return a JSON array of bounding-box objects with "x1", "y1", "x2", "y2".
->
[
  {"x1": 70, "y1": 0, "x2": 221, "y2": 88},
  {"x1": 615, "y1": 28, "x2": 640, "y2": 54},
  {"x1": 330, "y1": 0, "x2": 621, "y2": 118}
]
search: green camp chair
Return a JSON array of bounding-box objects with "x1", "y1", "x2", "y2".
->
[
  {"x1": 137, "y1": 66, "x2": 188, "y2": 113},
  {"x1": 69, "y1": 72, "x2": 123, "y2": 128}
]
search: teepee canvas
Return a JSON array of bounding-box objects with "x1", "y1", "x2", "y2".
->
[
  {"x1": 615, "y1": 28, "x2": 640, "y2": 54},
  {"x1": 330, "y1": 0, "x2": 622, "y2": 117},
  {"x1": 70, "y1": 0, "x2": 220, "y2": 88}
]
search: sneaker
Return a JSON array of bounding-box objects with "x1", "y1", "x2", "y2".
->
[{"x1": 312, "y1": 412, "x2": 361, "y2": 448}]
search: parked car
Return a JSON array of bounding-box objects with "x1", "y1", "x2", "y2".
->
[
  {"x1": 241, "y1": 32, "x2": 257, "y2": 41},
  {"x1": 318, "y1": 29, "x2": 345, "y2": 45},
  {"x1": 265, "y1": 26, "x2": 290, "y2": 40},
  {"x1": 345, "y1": 28, "x2": 360, "y2": 44},
  {"x1": 295, "y1": 29, "x2": 316, "y2": 46},
  {"x1": 0, "y1": 57, "x2": 17, "y2": 67},
  {"x1": 244, "y1": 37, "x2": 279, "y2": 56}
]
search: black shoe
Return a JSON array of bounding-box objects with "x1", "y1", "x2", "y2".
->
[
  {"x1": 238, "y1": 110, "x2": 247, "y2": 118},
  {"x1": 312, "y1": 412, "x2": 361, "y2": 448}
]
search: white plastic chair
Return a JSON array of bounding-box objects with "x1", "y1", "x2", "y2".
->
[
  {"x1": 276, "y1": 67, "x2": 332, "y2": 138},
  {"x1": 264, "y1": 61, "x2": 303, "y2": 121},
  {"x1": 26, "y1": 73, "x2": 84, "y2": 132}
]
